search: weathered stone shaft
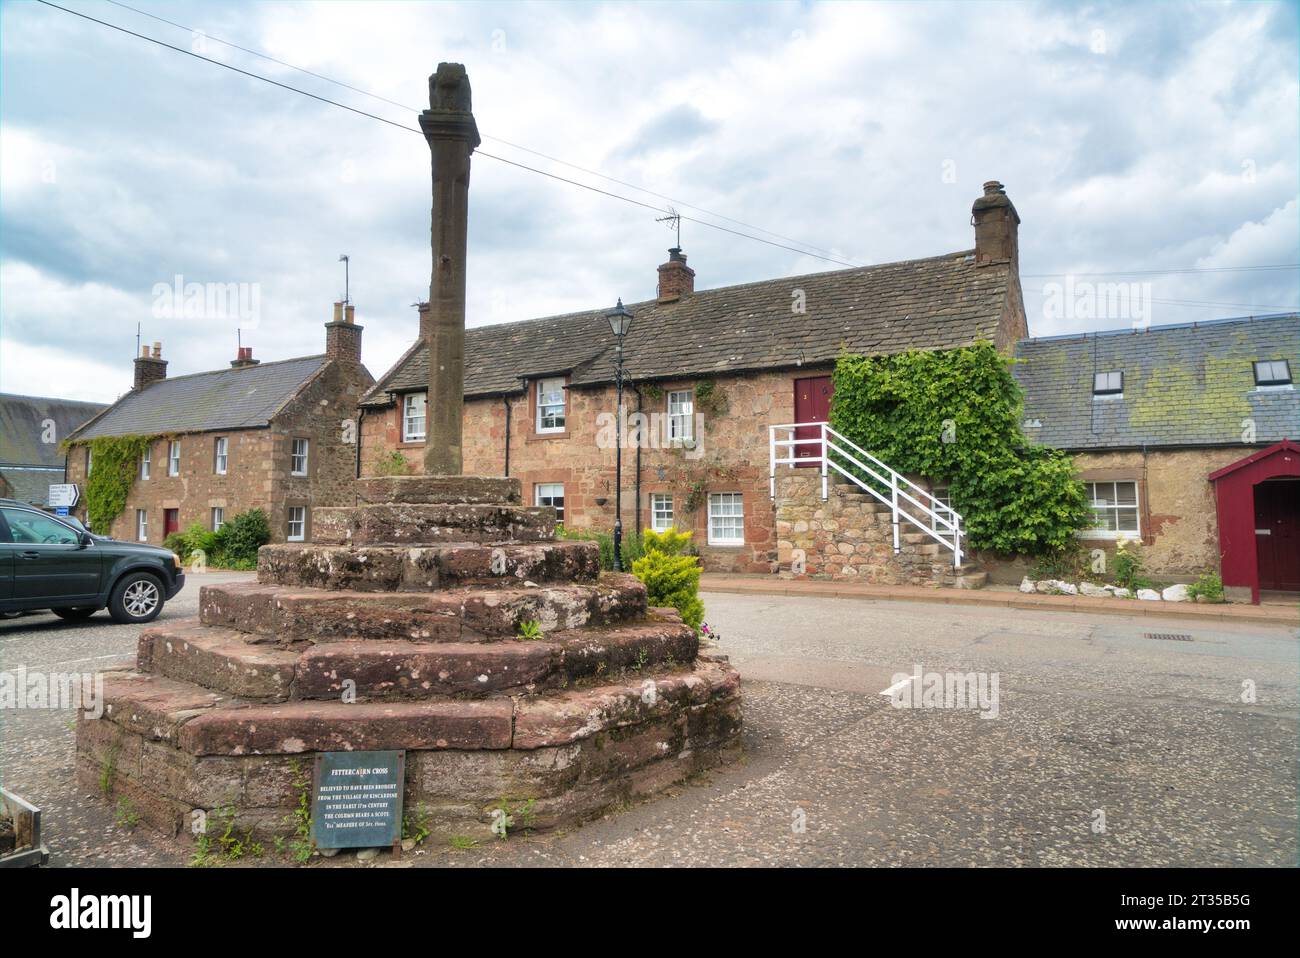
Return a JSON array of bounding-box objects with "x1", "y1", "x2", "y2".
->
[{"x1": 420, "y1": 62, "x2": 481, "y2": 475}]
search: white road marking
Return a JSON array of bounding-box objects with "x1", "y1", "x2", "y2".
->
[{"x1": 880, "y1": 676, "x2": 913, "y2": 697}]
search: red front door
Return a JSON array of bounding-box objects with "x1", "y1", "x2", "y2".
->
[
  {"x1": 793, "y1": 376, "x2": 833, "y2": 467},
  {"x1": 1255, "y1": 480, "x2": 1300, "y2": 591},
  {"x1": 164, "y1": 509, "x2": 180, "y2": 538}
]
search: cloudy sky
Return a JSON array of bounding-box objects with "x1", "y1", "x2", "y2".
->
[{"x1": 1, "y1": 0, "x2": 1296, "y2": 404}]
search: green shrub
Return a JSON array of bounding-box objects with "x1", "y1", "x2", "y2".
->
[
  {"x1": 218, "y1": 508, "x2": 271, "y2": 565},
  {"x1": 1111, "y1": 539, "x2": 1151, "y2": 593},
  {"x1": 641, "y1": 527, "x2": 694, "y2": 556},
  {"x1": 830, "y1": 344, "x2": 1090, "y2": 555},
  {"x1": 374, "y1": 451, "x2": 411, "y2": 476},
  {"x1": 555, "y1": 524, "x2": 645, "y2": 571},
  {"x1": 632, "y1": 528, "x2": 704, "y2": 629},
  {"x1": 1186, "y1": 570, "x2": 1225, "y2": 603},
  {"x1": 632, "y1": 550, "x2": 704, "y2": 629}
]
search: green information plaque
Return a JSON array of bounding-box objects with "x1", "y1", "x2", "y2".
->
[{"x1": 311, "y1": 750, "x2": 405, "y2": 850}]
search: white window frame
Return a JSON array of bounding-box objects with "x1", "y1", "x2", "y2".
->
[
  {"x1": 535, "y1": 482, "x2": 565, "y2": 523},
  {"x1": 290, "y1": 438, "x2": 309, "y2": 476},
  {"x1": 650, "y1": 492, "x2": 674, "y2": 532},
  {"x1": 707, "y1": 492, "x2": 744, "y2": 546},
  {"x1": 167, "y1": 440, "x2": 181, "y2": 476},
  {"x1": 86, "y1": 447, "x2": 93, "y2": 476},
  {"x1": 402, "y1": 392, "x2": 427, "y2": 442},
  {"x1": 136, "y1": 509, "x2": 148, "y2": 542},
  {"x1": 214, "y1": 436, "x2": 228, "y2": 475},
  {"x1": 536, "y1": 378, "x2": 566, "y2": 434},
  {"x1": 211, "y1": 506, "x2": 224, "y2": 531},
  {"x1": 140, "y1": 447, "x2": 150, "y2": 480},
  {"x1": 286, "y1": 506, "x2": 306, "y2": 542},
  {"x1": 1081, "y1": 480, "x2": 1141, "y2": 538},
  {"x1": 667, "y1": 390, "x2": 694, "y2": 443}
]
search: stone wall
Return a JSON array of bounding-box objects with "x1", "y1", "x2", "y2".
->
[
  {"x1": 361, "y1": 368, "x2": 810, "y2": 573},
  {"x1": 1073, "y1": 447, "x2": 1246, "y2": 575},
  {"x1": 773, "y1": 473, "x2": 985, "y2": 587}
]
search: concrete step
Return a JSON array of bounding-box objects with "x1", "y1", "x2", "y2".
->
[
  {"x1": 312, "y1": 502, "x2": 554, "y2": 546},
  {"x1": 140, "y1": 612, "x2": 699, "y2": 701},
  {"x1": 201, "y1": 573, "x2": 647, "y2": 643},
  {"x1": 256, "y1": 539, "x2": 601, "y2": 592}
]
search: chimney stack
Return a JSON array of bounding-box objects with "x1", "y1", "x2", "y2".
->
[
  {"x1": 657, "y1": 248, "x2": 695, "y2": 303},
  {"x1": 972, "y1": 180, "x2": 1019, "y2": 267},
  {"x1": 416, "y1": 301, "x2": 431, "y2": 342},
  {"x1": 230, "y1": 346, "x2": 260, "y2": 368},
  {"x1": 133, "y1": 341, "x2": 167, "y2": 390},
  {"x1": 325, "y1": 300, "x2": 364, "y2": 364}
]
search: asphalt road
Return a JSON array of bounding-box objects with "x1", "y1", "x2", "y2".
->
[{"x1": 1, "y1": 574, "x2": 1295, "y2": 867}]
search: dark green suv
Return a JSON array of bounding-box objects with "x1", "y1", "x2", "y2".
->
[{"x1": 0, "y1": 500, "x2": 186, "y2": 624}]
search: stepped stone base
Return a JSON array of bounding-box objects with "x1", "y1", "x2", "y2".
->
[{"x1": 77, "y1": 474, "x2": 742, "y2": 846}]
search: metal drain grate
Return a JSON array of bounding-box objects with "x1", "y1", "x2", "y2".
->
[{"x1": 1144, "y1": 632, "x2": 1193, "y2": 642}]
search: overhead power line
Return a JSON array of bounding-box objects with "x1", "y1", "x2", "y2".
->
[
  {"x1": 39, "y1": 0, "x2": 862, "y2": 269},
  {"x1": 33, "y1": 1, "x2": 1300, "y2": 297},
  {"x1": 103, "y1": 0, "x2": 854, "y2": 264}
]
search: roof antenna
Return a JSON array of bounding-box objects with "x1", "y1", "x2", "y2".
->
[
  {"x1": 135, "y1": 321, "x2": 141, "y2": 358},
  {"x1": 339, "y1": 254, "x2": 351, "y2": 305},
  {"x1": 656, "y1": 207, "x2": 681, "y2": 248}
]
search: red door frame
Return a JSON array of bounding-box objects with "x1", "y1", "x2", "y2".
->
[{"x1": 1209, "y1": 440, "x2": 1300, "y2": 604}]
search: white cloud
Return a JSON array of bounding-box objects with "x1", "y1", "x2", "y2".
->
[{"x1": 0, "y1": 0, "x2": 1295, "y2": 402}]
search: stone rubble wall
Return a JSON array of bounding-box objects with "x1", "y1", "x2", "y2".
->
[{"x1": 773, "y1": 473, "x2": 983, "y2": 588}]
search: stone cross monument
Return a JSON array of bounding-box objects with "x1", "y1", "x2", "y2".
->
[{"x1": 419, "y1": 62, "x2": 480, "y2": 475}]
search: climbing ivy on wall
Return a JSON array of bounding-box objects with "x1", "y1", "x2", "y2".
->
[
  {"x1": 830, "y1": 343, "x2": 1089, "y2": 556},
  {"x1": 68, "y1": 435, "x2": 159, "y2": 535}
]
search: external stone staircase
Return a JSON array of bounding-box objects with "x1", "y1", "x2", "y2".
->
[
  {"x1": 775, "y1": 473, "x2": 988, "y2": 588},
  {"x1": 77, "y1": 475, "x2": 741, "y2": 844}
]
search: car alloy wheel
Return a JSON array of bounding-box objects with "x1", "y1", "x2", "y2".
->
[{"x1": 122, "y1": 578, "x2": 160, "y2": 619}]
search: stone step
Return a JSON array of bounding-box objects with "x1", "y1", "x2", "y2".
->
[
  {"x1": 512, "y1": 654, "x2": 741, "y2": 749},
  {"x1": 951, "y1": 571, "x2": 989, "y2": 590},
  {"x1": 91, "y1": 655, "x2": 739, "y2": 756},
  {"x1": 138, "y1": 621, "x2": 301, "y2": 701},
  {"x1": 312, "y1": 502, "x2": 553, "y2": 546},
  {"x1": 256, "y1": 540, "x2": 601, "y2": 592},
  {"x1": 294, "y1": 615, "x2": 698, "y2": 700},
  {"x1": 201, "y1": 574, "x2": 647, "y2": 643},
  {"x1": 140, "y1": 612, "x2": 698, "y2": 701},
  {"x1": 357, "y1": 474, "x2": 520, "y2": 505}
]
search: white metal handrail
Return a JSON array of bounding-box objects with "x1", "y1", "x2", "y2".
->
[{"x1": 769, "y1": 421, "x2": 964, "y2": 567}]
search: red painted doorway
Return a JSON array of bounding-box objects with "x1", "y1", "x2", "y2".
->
[
  {"x1": 164, "y1": 509, "x2": 180, "y2": 538},
  {"x1": 794, "y1": 376, "x2": 833, "y2": 467},
  {"x1": 1254, "y1": 479, "x2": 1300, "y2": 591}
]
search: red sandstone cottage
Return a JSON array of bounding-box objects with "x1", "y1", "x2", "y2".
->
[
  {"x1": 65, "y1": 304, "x2": 374, "y2": 544},
  {"x1": 360, "y1": 182, "x2": 1028, "y2": 572}
]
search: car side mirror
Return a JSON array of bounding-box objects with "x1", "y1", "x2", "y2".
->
[{"x1": 78, "y1": 532, "x2": 93, "y2": 548}]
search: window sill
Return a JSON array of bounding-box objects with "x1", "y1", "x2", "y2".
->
[{"x1": 527, "y1": 430, "x2": 569, "y2": 442}]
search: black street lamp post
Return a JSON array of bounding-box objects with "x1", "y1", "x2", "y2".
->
[{"x1": 606, "y1": 299, "x2": 634, "y2": 572}]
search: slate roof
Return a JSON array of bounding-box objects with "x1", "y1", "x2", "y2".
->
[
  {"x1": 70, "y1": 355, "x2": 329, "y2": 440},
  {"x1": 1014, "y1": 313, "x2": 1300, "y2": 451},
  {"x1": 0, "y1": 467, "x2": 66, "y2": 507},
  {"x1": 0, "y1": 393, "x2": 107, "y2": 468},
  {"x1": 363, "y1": 250, "x2": 1014, "y2": 404}
]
